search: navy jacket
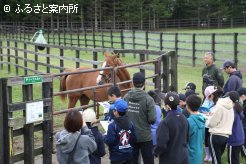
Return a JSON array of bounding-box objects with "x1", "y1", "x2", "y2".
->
[
  {"x1": 154, "y1": 110, "x2": 189, "y2": 164},
  {"x1": 104, "y1": 115, "x2": 137, "y2": 161},
  {"x1": 228, "y1": 110, "x2": 245, "y2": 146},
  {"x1": 224, "y1": 71, "x2": 243, "y2": 94},
  {"x1": 81, "y1": 126, "x2": 106, "y2": 164}
]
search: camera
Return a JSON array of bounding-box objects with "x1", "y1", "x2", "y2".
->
[{"x1": 203, "y1": 74, "x2": 215, "y2": 86}]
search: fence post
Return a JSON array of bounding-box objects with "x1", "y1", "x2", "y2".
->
[
  {"x1": 77, "y1": 29, "x2": 80, "y2": 47},
  {"x1": 170, "y1": 51, "x2": 178, "y2": 91},
  {"x1": 84, "y1": 29, "x2": 87, "y2": 48},
  {"x1": 76, "y1": 50, "x2": 80, "y2": 68},
  {"x1": 211, "y1": 33, "x2": 216, "y2": 59},
  {"x1": 35, "y1": 45, "x2": 38, "y2": 71},
  {"x1": 60, "y1": 48, "x2": 64, "y2": 73},
  {"x1": 64, "y1": 29, "x2": 66, "y2": 46},
  {"x1": 7, "y1": 40, "x2": 10, "y2": 74},
  {"x1": 133, "y1": 30, "x2": 136, "y2": 58},
  {"x1": 101, "y1": 30, "x2": 105, "y2": 48},
  {"x1": 24, "y1": 42, "x2": 28, "y2": 75},
  {"x1": 162, "y1": 55, "x2": 169, "y2": 93},
  {"x1": 93, "y1": 52, "x2": 98, "y2": 69},
  {"x1": 23, "y1": 84, "x2": 34, "y2": 164},
  {"x1": 233, "y1": 33, "x2": 238, "y2": 68},
  {"x1": 15, "y1": 41, "x2": 19, "y2": 75},
  {"x1": 0, "y1": 40, "x2": 3, "y2": 69},
  {"x1": 42, "y1": 81, "x2": 53, "y2": 164},
  {"x1": 160, "y1": 32, "x2": 163, "y2": 51},
  {"x1": 46, "y1": 47, "x2": 50, "y2": 73},
  {"x1": 146, "y1": 31, "x2": 149, "y2": 60},
  {"x1": 93, "y1": 28, "x2": 96, "y2": 48},
  {"x1": 139, "y1": 53, "x2": 145, "y2": 74},
  {"x1": 174, "y1": 33, "x2": 178, "y2": 61},
  {"x1": 110, "y1": 30, "x2": 113, "y2": 48},
  {"x1": 0, "y1": 78, "x2": 9, "y2": 164},
  {"x1": 192, "y1": 33, "x2": 196, "y2": 67},
  {"x1": 120, "y1": 30, "x2": 125, "y2": 57}
]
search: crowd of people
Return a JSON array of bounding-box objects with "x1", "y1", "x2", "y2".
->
[{"x1": 55, "y1": 52, "x2": 245, "y2": 164}]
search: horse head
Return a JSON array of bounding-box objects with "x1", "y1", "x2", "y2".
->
[{"x1": 96, "y1": 52, "x2": 123, "y2": 85}]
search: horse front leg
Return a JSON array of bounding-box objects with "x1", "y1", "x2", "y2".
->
[
  {"x1": 68, "y1": 96, "x2": 78, "y2": 109},
  {"x1": 79, "y1": 95, "x2": 90, "y2": 109}
]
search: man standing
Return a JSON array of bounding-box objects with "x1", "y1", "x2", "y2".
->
[
  {"x1": 124, "y1": 72, "x2": 156, "y2": 164},
  {"x1": 223, "y1": 60, "x2": 243, "y2": 95},
  {"x1": 202, "y1": 52, "x2": 224, "y2": 94}
]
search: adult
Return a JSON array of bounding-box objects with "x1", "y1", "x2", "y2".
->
[
  {"x1": 124, "y1": 72, "x2": 156, "y2": 164},
  {"x1": 56, "y1": 110, "x2": 97, "y2": 164},
  {"x1": 202, "y1": 52, "x2": 224, "y2": 94},
  {"x1": 223, "y1": 60, "x2": 243, "y2": 95}
]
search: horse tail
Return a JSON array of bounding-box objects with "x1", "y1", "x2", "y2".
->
[{"x1": 59, "y1": 74, "x2": 68, "y2": 101}]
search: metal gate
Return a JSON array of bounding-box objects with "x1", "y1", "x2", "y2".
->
[{"x1": 0, "y1": 75, "x2": 53, "y2": 164}]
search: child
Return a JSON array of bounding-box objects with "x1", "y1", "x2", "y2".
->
[
  {"x1": 199, "y1": 86, "x2": 223, "y2": 162},
  {"x1": 154, "y1": 92, "x2": 189, "y2": 164},
  {"x1": 105, "y1": 85, "x2": 122, "y2": 121},
  {"x1": 147, "y1": 90, "x2": 162, "y2": 146},
  {"x1": 56, "y1": 110, "x2": 97, "y2": 164},
  {"x1": 81, "y1": 108, "x2": 106, "y2": 164},
  {"x1": 207, "y1": 93, "x2": 234, "y2": 164},
  {"x1": 178, "y1": 93, "x2": 190, "y2": 118},
  {"x1": 186, "y1": 95, "x2": 205, "y2": 164},
  {"x1": 238, "y1": 87, "x2": 246, "y2": 158},
  {"x1": 104, "y1": 99, "x2": 137, "y2": 164},
  {"x1": 227, "y1": 91, "x2": 245, "y2": 164}
]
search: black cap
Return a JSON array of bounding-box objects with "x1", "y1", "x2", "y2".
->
[
  {"x1": 237, "y1": 87, "x2": 246, "y2": 96},
  {"x1": 133, "y1": 72, "x2": 145, "y2": 84},
  {"x1": 178, "y1": 93, "x2": 186, "y2": 101},
  {"x1": 164, "y1": 92, "x2": 180, "y2": 109},
  {"x1": 185, "y1": 90, "x2": 197, "y2": 98},
  {"x1": 183, "y1": 82, "x2": 196, "y2": 91},
  {"x1": 223, "y1": 60, "x2": 235, "y2": 69}
]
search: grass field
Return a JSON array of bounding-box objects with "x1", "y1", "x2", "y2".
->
[{"x1": 1, "y1": 27, "x2": 246, "y2": 163}]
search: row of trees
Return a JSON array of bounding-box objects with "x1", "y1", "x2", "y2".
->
[{"x1": 1, "y1": 0, "x2": 246, "y2": 29}]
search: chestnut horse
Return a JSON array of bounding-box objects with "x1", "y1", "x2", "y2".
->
[{"x1": 59, "y1": 52, "x2": 131, "y2": 108}]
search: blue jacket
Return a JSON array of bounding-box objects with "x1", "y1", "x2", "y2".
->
[
  {"x1": 224, "y1": 71, "x2": 243, "y2": 95},
  {"x1": 151, "y1": 105, "x2": 162, "y2": 145},
  {"x1": 104, "y1": 115, "x2": 137, "y2": 161},
  {"x1": 228, "y1": 110, "x2": 245, "y2": 146},
  {"x1": 81, "y1": 126, "x2": 106, "y2": 164},
  {"x1": 187, "y1": 114, "x2": 205, "y2": 164}
]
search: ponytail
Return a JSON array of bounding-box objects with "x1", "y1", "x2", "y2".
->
[{"x1": 234, "y1": 102, "x2": 243, "y2": 113}]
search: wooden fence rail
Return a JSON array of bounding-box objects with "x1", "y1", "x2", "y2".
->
[{"x1": 1, "y1": 26, "x2": 246, "y2": 69}]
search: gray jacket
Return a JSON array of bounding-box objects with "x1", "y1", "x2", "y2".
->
[
  {"x1": 56, "y1": 129, "x2": 97, "y2": 164},
  {"x1": 124, "y1": 88, "x2": 156, "y2": 142}
]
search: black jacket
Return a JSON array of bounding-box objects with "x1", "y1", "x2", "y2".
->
[{"x1": 154, "y1": 110, "x2": 189, "y2": 164}]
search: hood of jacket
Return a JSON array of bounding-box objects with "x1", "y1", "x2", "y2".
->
[
  {"x1": 114, "y1": 115, "x2": 131, "y2": 130},
  {"x1": 230, "y1": 70, "x2": 242, "y2": 79},
  {"x1": 217, "y1": 97, "x2": 233, "y2": 110},
  {"x1": 190, "y1": 114, "x2": 206, "y2": 129},
  {"x1": 56, "y1": 130, "x2": 80, "y2": 154},
  {"x1": 125, "y1": 88, "x2": 148, "y2": 102}
]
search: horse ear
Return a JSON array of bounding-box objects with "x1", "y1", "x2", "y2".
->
[{"x1": 104, "y1": 51, "x2": 111, "y2": 58}]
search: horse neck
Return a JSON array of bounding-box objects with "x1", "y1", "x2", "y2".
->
[{"x1": 117, "y1": 68, "x2": 131, "y2": 88}]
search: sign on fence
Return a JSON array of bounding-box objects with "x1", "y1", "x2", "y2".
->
[
  {"x1": 23, "y1": 75, "x2": 43, "y2": 85},
  {"x1": 26, "y1": 101, "x2": 44, "y2": 124}
]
